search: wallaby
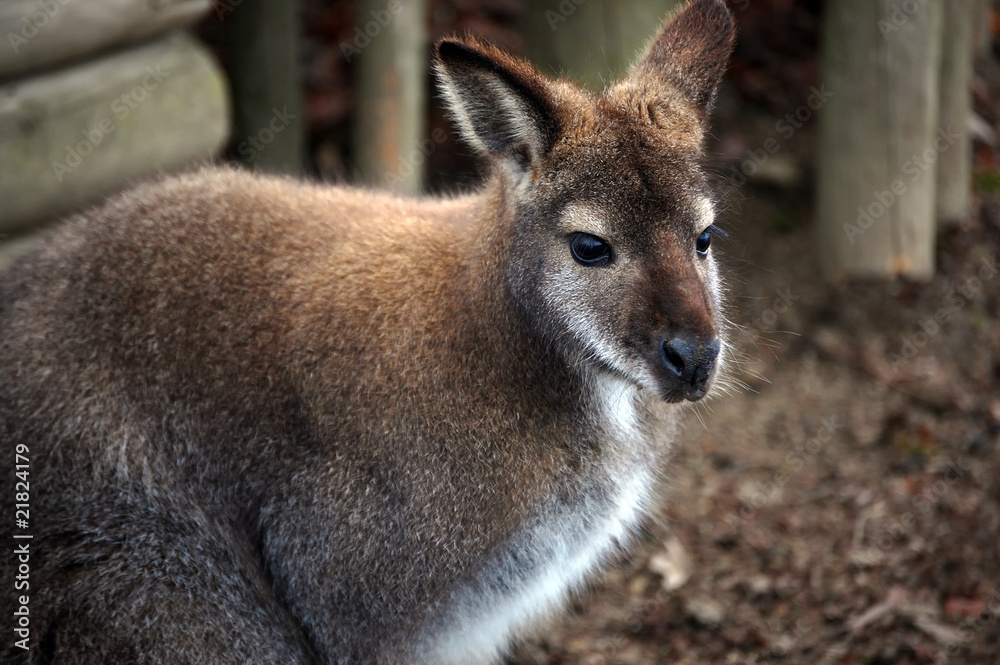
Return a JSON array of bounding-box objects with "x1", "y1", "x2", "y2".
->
[{"x1": 0, "y1": 1, "x2": 735, "y2": 662}]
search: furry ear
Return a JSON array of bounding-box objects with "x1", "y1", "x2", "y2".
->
[
  {"x1": 435, "y1": 38, "x2": 560, "y2": 169},
  {"x1": 630, "y1": 0, "x2": 736, "y2": 115}
]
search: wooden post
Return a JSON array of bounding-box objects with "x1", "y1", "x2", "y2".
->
[
  {"x1": 224, "y1": 0, "x2": 305, "y2": 175},
  {"x1": 351, "y1": 0, "x2": 427, "y2": 195},
  {"x1": 975, "y1": 0, "x2": 993, "y2": 55},
  {"x1": 818, "y1": 0, "x2": 944, "y2": 280},
  {"x1": 522, "y1": 0, "x2": 683, "y2": 90},
  {"x1": 936, "y1": 0, "x2": 976, "y2": 224}
]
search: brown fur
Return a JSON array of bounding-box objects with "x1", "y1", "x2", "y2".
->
[{"x1": 0, "y1": 2, "x2": 735, "y2": 663}]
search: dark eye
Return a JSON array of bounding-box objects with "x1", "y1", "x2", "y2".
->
[
  {"x1": 569, "y1": 232, "x2": 613, "y2": 266},
  {"x1": 696, "y1": 230, "x2": 711, "y2": 255},
  {"x1": 696, "y1": 225, "x2": 724, "y2": 256}
]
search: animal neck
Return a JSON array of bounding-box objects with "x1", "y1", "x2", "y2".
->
[{"x1": 456, "y1": 175, "x2": 585, "y2": 420}]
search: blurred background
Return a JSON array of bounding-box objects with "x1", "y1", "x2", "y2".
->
[{"x1": 1, "y1": 0, "x2": 999, "y2": 662}]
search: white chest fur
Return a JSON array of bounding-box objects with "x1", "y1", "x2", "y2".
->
[{"x1": 421, "y1": 378, "x2": 654, "y2": 665}]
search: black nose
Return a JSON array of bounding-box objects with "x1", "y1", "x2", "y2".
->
[{"x1": 660, "y1": 334, "x2": 721, "y2": 400}]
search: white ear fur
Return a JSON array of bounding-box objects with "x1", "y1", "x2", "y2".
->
[{"x1": 435, "y1": 39, "x2": 559, "y2": 168}]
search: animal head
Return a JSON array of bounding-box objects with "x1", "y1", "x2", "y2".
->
[{"x1": 435, "y1": 0, "x2": 735, "y2": 403}]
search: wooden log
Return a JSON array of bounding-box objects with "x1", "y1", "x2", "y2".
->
[
  {"x1": 0, "y1": 32, "x2": 230, "y2": 233},
  {"x1": 936, "y1": 0, "x2": 976, "y2": 224},
  {"x1": 351, "y1": 0, "x2": 427, "y2": 195},
  {"x1": 223, "y1": 0, "x2": 304, "y2": 175},
  {"x1": 0, "y1": 0, "x2": 211, "y2": 81},
  {"x1": 817, "y1": 0, "x2": 944, "y2": 280}
]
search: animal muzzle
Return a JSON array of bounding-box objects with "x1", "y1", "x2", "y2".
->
[{"x1": 660, "y1": 334, "x2": 721, "y2": 402}]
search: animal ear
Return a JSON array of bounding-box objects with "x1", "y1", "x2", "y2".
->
[
  {"x1": 629, "y1": 0, "x2": 736, "y2": 115},
  {"x1": 435, "y1": 38, "x2": 560, "y2": 169}
]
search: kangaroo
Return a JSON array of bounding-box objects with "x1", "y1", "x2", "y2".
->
[{"x1": 0, "y1": 1, "x2": 735, "y2": 663}]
